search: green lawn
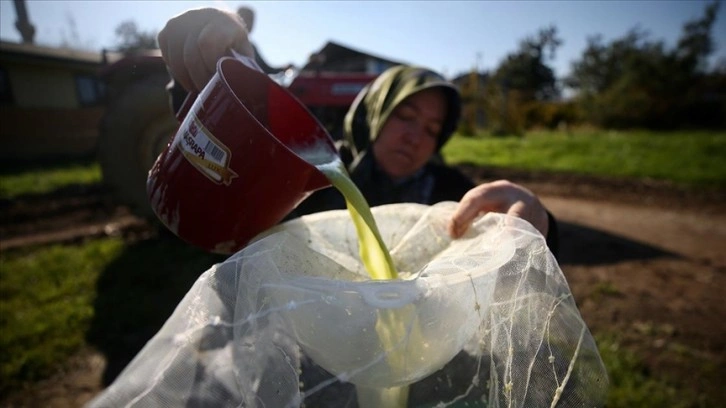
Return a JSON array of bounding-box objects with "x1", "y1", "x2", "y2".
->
[
  {"x1": 443, "y1": 129, "x2": 726, "y2": 188},
  {"x1": 0, "y1": 239, "x2": 124, "y2": 393},
  {"x1": 1, "y1": 130, "x2": 723, "y2": 200},
  {"x1": 0, "y1": 158, "x2": 102, "y2": 200},
  {"x1": 596, "y1": 334, "x2": 710, "y2": 407}
]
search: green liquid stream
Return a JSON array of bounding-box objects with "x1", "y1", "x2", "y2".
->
[
  {"x1": 315, "y1": 159, "x2": 398, "y2": 280},
  {"x1": 305, "y1": 153, "x2": 409, "y2": 407}
]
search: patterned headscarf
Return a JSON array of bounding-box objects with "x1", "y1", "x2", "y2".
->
[{"x1": 342, "y1": 65, "x2": 462, "y2": 161}]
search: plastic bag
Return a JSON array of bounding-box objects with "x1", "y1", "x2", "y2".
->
[{"x1": 87, "y1": 202, "x2": 608, "y2": 407}]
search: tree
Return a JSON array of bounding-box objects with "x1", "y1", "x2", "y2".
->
[
  {"x1": 492, "y1": 26, "x2": 563, "y2": 102},
  {"x1": 565, "y1": 27, "x2": 662, "y2": 96},
  {"x1": 676, "y1": 2, "x2": 719, "y2": 73},
  {"x1": 484, "y1": 26, "x2": 563, "y2": 134},
  {"x1": 114, "y1": 20, "x2": 157, "y2": 54},
  {"x1": 565, "y1": 2, "x2": 723, "y2": 129}
]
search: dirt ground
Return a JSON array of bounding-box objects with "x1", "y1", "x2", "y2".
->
[{"x1": 1, "y1": 166, "x2": 725, "y2": 407}]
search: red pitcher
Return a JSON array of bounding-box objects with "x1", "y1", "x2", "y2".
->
[{"x1": 147, "y1": 56, "x2": 338, "y2": 254}]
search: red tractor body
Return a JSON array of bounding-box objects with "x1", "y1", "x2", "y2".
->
[{"x1": 287, "y1": 71, "x2": 372, "y2": 107}]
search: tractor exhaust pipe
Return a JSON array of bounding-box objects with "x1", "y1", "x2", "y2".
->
[{"x1": 13, "y1": 0, "x2": 36, "y2": 44}]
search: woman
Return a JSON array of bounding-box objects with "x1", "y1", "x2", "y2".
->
[
  {"x1": 87, "y1": 10, "x2": 572, "y2": 408},
  {"x1": 157, "y1": 8, "x2": 557, "y2": 252}
]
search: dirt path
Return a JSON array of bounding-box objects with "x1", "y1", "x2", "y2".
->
[
  {"x1": 541, "y1": 195, "x2": 726, "y2": 268},
  {"x1": 1, "y1": 171, "x2": 725, "y2": 406}
]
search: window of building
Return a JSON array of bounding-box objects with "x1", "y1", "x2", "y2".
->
[
  {"x1": 0, "y1": 67, "x2": 13, "y2": 104},
  {"x1": 75, "y1": 74, "x2": 105, "y2": 106}
]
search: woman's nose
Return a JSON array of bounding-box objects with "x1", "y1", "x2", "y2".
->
[{"x1": 402, "y1": 121, "x2": 424, "y2": 146}]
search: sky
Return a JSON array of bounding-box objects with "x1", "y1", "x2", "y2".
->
[{"x1": 1, "y1": 0, "x2": 725, "y2": 80}]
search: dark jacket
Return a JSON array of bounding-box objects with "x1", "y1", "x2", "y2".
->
[
  {"x1": 294, "y1": 64, "x2": 558, "y2": 255},
  {"x1": 292, "y1": 153, "x2": 474, "y2": 215},
  {"x1": 289, "y1": 152, "x2": 559, "y2": 256}
]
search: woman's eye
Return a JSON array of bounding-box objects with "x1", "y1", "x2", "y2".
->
[{"x1": 395, "y1": 110, "x2": 415, "y2": 121}]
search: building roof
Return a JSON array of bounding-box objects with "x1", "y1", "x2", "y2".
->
[
  {"x1": 0, "y1": 40, "x2": 125, "y2": 69},
  {"x1": 301, "y1": 40, "x2": 405, "y2": 71}
]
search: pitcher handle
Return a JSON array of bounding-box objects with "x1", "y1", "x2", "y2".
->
[
  {"x1": 176, "y1": 92, "x2": 197, "y2": 123},
  {"x1": 175, "y1": 50, "x2": 262, "y2": 124}
]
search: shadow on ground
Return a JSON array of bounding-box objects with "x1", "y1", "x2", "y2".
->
[
  {"x1": 556, "y1": 221, "x2": 677, "y2": 266},
  {"x1": 86, "y1": 220, "x2": 677, "y2": 388},
  {"x1": 85, "y1": 232, "x2": 226, "y2": 386}
]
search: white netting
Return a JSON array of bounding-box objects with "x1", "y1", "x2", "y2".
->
[{"x1": 87, "y1": 202, "x2": 608, "y2": 407}]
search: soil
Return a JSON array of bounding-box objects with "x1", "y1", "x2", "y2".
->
[{"x1": 1, "y1": 166, "x2": 725, "y2": 407}]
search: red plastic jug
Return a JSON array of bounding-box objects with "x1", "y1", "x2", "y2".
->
[{"x1": 147, "y1": 56, "x2": 338, "y2": 253}]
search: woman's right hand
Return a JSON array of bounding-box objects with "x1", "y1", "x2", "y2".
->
[
  {"x1": 157, "y1": 8, "x2": 255, "y2": 93},
  {"x1": 448, "y1": 180, "x2": 550, "y2": 238}
]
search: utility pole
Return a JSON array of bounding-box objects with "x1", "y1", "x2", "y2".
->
[{"x1": 13, "y1": 0, "x2": 36, "y2": 44}]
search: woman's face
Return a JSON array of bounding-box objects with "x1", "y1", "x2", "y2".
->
[{"x1": 372, "y1": 88, "x2": 447, "y2": 180}]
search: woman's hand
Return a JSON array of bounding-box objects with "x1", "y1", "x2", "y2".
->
[
  {"x1": 448, "y1": 180, "x2": 550, "y2": 238},
  {"x1": 157, "y1": 8, "x2": 254, "y2": 92}
]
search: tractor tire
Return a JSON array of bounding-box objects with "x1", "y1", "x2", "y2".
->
[{"x1": 98, "y1": 73, "x2": 178, "y2": 219}]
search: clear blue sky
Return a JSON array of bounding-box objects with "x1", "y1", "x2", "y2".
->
[{"x1": 1, "y1": 0, "x2": 724, "y2": 80}]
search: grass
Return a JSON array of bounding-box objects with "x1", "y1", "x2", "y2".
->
[
  {"x1": 442, "y1": 129, "x2": 726, "y2": 188},
  {"x1": 597, "y1": 334, "x2": 713, "y2": 407},
  {"x1": 1, "y1": 130, "x2": 723, "y2": 200},
  {"x1": 0, "y1": 158, "x2": 102, "y2": 200},
  {"x1": 0, "y1": 238, "x2": 124, "y2": 394},
  {"x1": 0, "y1": 235, "x2": 225, "y2": 396}
]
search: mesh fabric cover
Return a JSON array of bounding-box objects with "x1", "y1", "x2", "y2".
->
[{"x1": 88, "y1": 202, "x2": 608, "y2": 407}]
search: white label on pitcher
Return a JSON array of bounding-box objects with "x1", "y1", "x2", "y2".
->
[{"x1": 174, "y1": 112, "x2": 238, "y2": 185}]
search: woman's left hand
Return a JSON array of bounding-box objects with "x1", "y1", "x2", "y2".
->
[{"x1": 448, "y1": 180, "x2": 550, "y2": 238}]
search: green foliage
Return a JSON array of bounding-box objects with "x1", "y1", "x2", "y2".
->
[
  {"x1": 492, "y1": 25, "x2": 562, "y2": 102},
  {"x1": 114, "y1": 20, "x2": 158, "y2": 53},
  {"x1": 523, "y1": 100, "x2": 583, "y2": 130},
  {"x1": 565, "y1": 2, "x2": 724, "y2": 129},
  {"x1": 676, "y1": 2, "x2": 720, "y2": 72},
  {"x1": 467, "y1": 26, "x2": 565, "y2": 135},
  {"x1": 456, "y1": 107, "x2": 477, "y2": 136},
  {"x1": 462, "y1": 4, "x2": 723, "y2": 132},
  {"x1": 482, "y1": 85, "x2": 527, "y2": 136},
  {"x1": 591, "y1": 281, "x2": 622, "y2": 298},
  {"x1": 596, "y1": 334, "x2": 712, "y2": 407},
  {"x1": 0, "y1": 239, "x2": 124, "y2": 394},
  {"x1": 0, "y1": 159, "x2": 101, "y2": 200},
  {"x1": 442, "y1": 129, "x2": 726, "y2": 188}
]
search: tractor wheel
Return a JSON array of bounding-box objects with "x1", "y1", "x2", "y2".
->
[{"x1": 98, "y1": 73, "x2": 178, "y2": 219}]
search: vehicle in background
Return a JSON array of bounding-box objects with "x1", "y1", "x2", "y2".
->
[
  {"x1": 3, "y1": 0, "x2": 403, "y2": 216},
  {"x1": 97, "y1": 41, "x2": 400, "y2": 218}
]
